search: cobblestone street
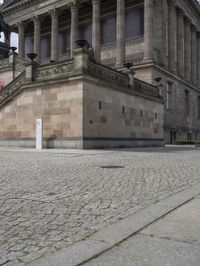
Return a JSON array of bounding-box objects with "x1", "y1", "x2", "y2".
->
[{"x1": 1, "y1": 147, "x2": 200, "y2": 265}]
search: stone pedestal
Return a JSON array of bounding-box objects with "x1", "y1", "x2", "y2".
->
[{"x1": 0, "y1": 42, "x2": 10, "y2": 58}]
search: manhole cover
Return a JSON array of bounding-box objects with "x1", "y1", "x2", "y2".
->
[{"x1": 100, "y1": 165, "x2": 125, "y2": 169}]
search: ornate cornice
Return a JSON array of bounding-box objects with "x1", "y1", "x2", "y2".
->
[
  {"x1": 1, "y1": 0, "x2": 79, "y2": 14},
  {"x1": 1, "y1": 0, "x2": 39, "y2": 14}
]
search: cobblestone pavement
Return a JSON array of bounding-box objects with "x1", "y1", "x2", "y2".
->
[{"x1": 1, "y1": 147, "x2": 200, "y2": 265}]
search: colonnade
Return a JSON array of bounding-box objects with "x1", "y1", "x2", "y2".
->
[
  {"x1": 16, "y1": 0, "x2": 200, "y2": 85},
  {"x1": 166, "y1": 0, "x2": 200, "y2": 85},
  {"x1": 16, "y1": 0, "x2": 154, "y2": 68}
]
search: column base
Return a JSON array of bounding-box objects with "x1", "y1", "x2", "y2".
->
[{"x1": 115, "y1": 62, "x2": 125, "y2": 69}]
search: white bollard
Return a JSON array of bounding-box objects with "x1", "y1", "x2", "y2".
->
[{"x1": 36, "y1": 118, "x2": 43, "y2": 149}]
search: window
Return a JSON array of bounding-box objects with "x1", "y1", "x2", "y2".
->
[
  {"x1": 122, "y1": 106, "x2": 125, "y2": 114},
  {"x1": 155, "y1": 113, "x2": 157, "y2": 119},
  {"x1": 125, "y1": 7, "x2": 144, "y2": 39},
  {"x1": 58, "y1": 30, "x2": 70, "y2": 55},
  {"x1": 25, "y1": 37, "x2": 34, "y2": 54},
  {"x1": 170, "y1": 131, "x2": 176, "y2": 144},
  {"x1": 166, "y1": 82, "x2": 173, "y2": 110},
  {"x1": 41, "y1": 35, "x2": 51, "y2": 60},
  {"x1": 140, "y1": 110, "x2": 143, "y2": 117},
  {"x1": 99, "y1": 101, "x2": 102, "y2": 110},
  {"x1": 101, "y1": 15, "x2": 116, "y2": 45},
  {"x1": 185, "y1": 90, "x2": 190, "y2": 115},
  {"x1": 187, "y1": 132, "x2": 192, "y2": 141},
  {"x1": 198, "y1": 96, "x2": 200, "y2": 119},
  {"x1": 79, "y1": 23, "x2": 92, "y2": 44}
]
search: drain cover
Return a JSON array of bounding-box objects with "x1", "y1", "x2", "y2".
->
[{"x1": 100, "y1": 165, "x2": 125, "y2": 169}]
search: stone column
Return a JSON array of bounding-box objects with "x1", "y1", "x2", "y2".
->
[
  {"x1": 70, "y1": 2, "x2": 79, "y2": 58},
  {"x1": 168, "y1": 0, "x2": 177, "y2": 73},
  {"x1": 116, "y1": 0, "x2": 125, "y2": 68},
  {"x1": 33, "y1": 16, "x2": 41, "y2": 62},
  {"x1": 50, "y1": 9, "x2": 58, "y2": 61},
  {"x1": 177, "y1": 8, "x2": 184, "y2": 77},
  {"x1": 155, "y1": 0, "x2": 166, "y2": 66},
  {"x1": 184, "y1": 17, "x2": 192, "y2": 82},
  {"x1": 197, "y1": 33, "x2": 200, "y2": 87},
  {"x1": 92, "y1": 0, "x2": 101, "y2": 62},
  {"x1": 191, "y1": 26, "x2": 197, "y2": 86},
  {"x1": 18, "y1": 22, "x2": 25, "y2": 58},
  {"x1": 144, "y1": 0, "x2": 154, "y2": 63}
]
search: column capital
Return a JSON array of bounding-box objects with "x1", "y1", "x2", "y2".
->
[
  {"x1": 92, "y1": 0, "x2": 100, "y2": 4},
  {"x1": 49, "y1": 9, "x2": 58, "y2": 19},
  {"x1": 17, "y1": 20, "x2": 26, "y2": 28},
  {"x1": 32, "y1": 15, "x2": 41, "y2": 25},
  {"x1": 168, "y1": 0, "x2": 177, "y2": 8},
  {"x1": 191, "y1": 25, "x2": 198, "y2": 33},
  {"x1": 70, "y1": 1, "x2": 80, "y2": 11},
  {"x1": 176, "y1": 7, "x2": 184, "y2": 16},
  {"x1": 184, "y1": 16, "x2": 191, "y2": 26}
]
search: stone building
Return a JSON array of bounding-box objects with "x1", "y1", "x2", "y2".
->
[{"x1": 0, "y1": 0, "x2": 199, "y2": 147}]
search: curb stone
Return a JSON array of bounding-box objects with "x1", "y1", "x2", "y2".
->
[{"x1": 30, "y1": 183, "x2": 200, "y2": 266}]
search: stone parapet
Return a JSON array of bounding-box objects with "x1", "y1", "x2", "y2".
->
[{"x1": 0, "y1": 71, "x2": 25, "y2": 108}]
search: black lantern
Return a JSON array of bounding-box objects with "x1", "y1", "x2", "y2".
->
[
  {"x1": 75, "y1": 40, "x2": 89, "y2": 48},
  {"x1": 10, "y1": 46, "x2": 17, "y2": 53},
  {"x1": 27, "y1": 53, "x2": 38, "y2": 62},
  {"x1": 124, "y1": 63, "x2": 133, "y2": 69},
  {"x1": 154, "y1": 77, "x2": 162, "y2": 83}
]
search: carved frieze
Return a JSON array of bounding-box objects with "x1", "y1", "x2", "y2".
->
[
  {"x1": 0, "y1": 58, "x2": 9, "y2": 69},
  {"x1": 34, "y1": 62, "x2": 73, "y2": 80},
  {"x1": 126, "y1": 39, "x2": 144, "y2": 55},
  {"x1": 88, "y1": 61, "x2": 129, "y2": 87}
]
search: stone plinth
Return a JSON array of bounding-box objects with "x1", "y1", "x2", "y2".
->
[{"x1": 0, "y1": 42, "x2": 10, "y2": 58}]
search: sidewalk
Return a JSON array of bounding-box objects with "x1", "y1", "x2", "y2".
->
[
  {"x1": 30, "y1": 184, "x2": 200, "y2": 266},
  {"x1": 83, "y1": 195, "x2": 200, "y2": 266}
]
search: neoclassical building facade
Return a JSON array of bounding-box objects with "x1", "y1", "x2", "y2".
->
[{"x1": 0, "y1": 0, "x2": 200, "y2": 147}]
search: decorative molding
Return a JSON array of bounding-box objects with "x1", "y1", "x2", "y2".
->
[
  {"x1": 0, "y1": 71, "x2": 25, "y2": 108},
  {"x1": 34, "y1": 61, "x2": 73, "y2": 80}
]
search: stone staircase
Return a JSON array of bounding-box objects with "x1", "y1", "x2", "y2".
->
[{"x1": 0, "y1": 71, "x2": 25, "y2": 108}]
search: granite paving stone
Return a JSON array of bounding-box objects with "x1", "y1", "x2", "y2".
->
[{"x1": 0, "y1": 147, "x2": 200, "y2": 265}]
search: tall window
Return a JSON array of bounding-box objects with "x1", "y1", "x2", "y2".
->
[
  {"x1": 41, "y1": 35, "x2": 51, "y2": 60},
  {"x1": 25, "y1": 37, "x2": 34, "y2": 54},
  {"x1": 58, "y1": 30, "x2": 70, "y2": 56},
  {"x1": 198, "y1": 96, "x2": 200, "y2": 119},
  {"x1": 79, "y1": 23, "x2": 92, "y2": 44},
  {"x1": 185, "y1": 90, "x2": 190, "y2": 115},
  {"x1": 125, "y1": 7, "x2": 144, "y2": 39},
  {"x1": 166, "y1": 82, "x2": 173, "y2": 110},
  {"x1": 101, "y1": 15, "x2": 116, "y2": 45}
]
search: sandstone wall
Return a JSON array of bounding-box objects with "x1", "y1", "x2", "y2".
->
[
  {"x1": 0, "y1": 80, "x2": 83, "y2": 144},
  {"x1": 83, "y1": 80, "x2": 163, "y2": 141},
  {"x1": 134, "y1": 65, "x2": 200, "y2": 143}
]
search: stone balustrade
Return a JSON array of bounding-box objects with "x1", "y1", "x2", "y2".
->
[
  {"x1": 0, "y1": 71, "x2": 25, "y2": 108},
  {"x1": 34, "y1": 60, "x2": 73, "y2": 81},
  {"x1": 0, "y1": 47, "x2": 161, "y2": 110}
]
